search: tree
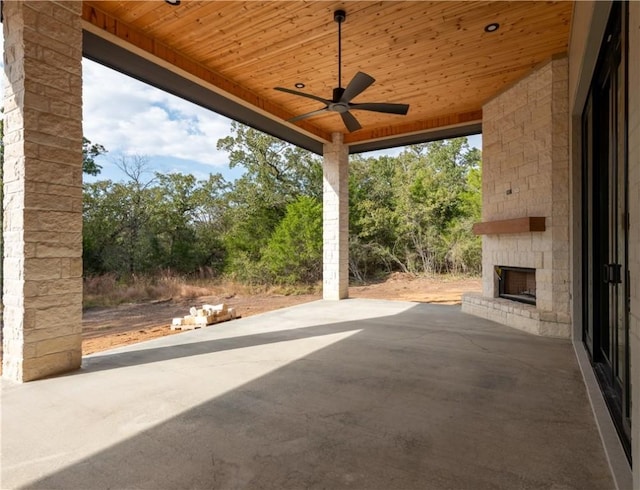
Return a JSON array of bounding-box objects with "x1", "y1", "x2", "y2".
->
[
  {"x1": 393, "y1": 139, "x2": 481, "y2": 273},
  {"x1": 83, "y1": 180, "x2": 126, "y2": 274},
  {"x1": 445, "y1": 154, "x2": 482, "y2": 273},
  {"x1": 82, "y1": 137, "x2": 107, "y2": 176},
  {"x1": 348, "y1": 137, "x2": 481, "y2": 277},
  {"x1": 217, "y1": 123, "x2": 322, "y2": 278},
  {"x1": 190, "y1": 174, "x2": 231, "y2": 276},
  {"x1": 261, "y1": 196, "x2": 323, "y2": 284},
  {"x1": 349, "y1": 154, "x2": 400, "y2": 280},
  {"x1": 83, "y1": 159, "x2": 231, "y2": 277},
  {"x1": 80, "y1": 122, "x2": 481, "y2": 286},
  {"x1": 152, "y1": 172, "x2": 229, "y2": 274},
  {"x1": 83, "y1": 155, "x2": 157, "y2": 275},
  {"x1": 115, "y1": 156, "x2": 158, "y2": 274},
  {"x1": 217, "y1": 122, "x2": 322, "y2": 202}
]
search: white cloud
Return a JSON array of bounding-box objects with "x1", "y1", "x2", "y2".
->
[
  {"x1": 82, "y1": 59, "x2": 233, "y2": 167},
  {"x1": 1, "y1": 28, "x2": 234, "y2": 174}
]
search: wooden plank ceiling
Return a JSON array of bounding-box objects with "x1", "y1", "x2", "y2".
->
[{"x1": 82, "y1": 1, "x2": 572, "y2": 148}]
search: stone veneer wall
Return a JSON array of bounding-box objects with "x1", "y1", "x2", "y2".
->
[
  {"x1": 462, "y1": 57, "x2": 571, "y2": 338},
  {"x1": 2, "y1": 2, "x2": 84, "y2": 381}
]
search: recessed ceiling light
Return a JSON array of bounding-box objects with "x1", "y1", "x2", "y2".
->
[
  {"x1": 165, "y1": 0, "x2": 181, "y2": 5},
  {"x1": 295, "y1": 83, "x2": 305, "y2": 89},
  {"x1": 484, "y1": 23, "x2": 500, "y2": 33}
]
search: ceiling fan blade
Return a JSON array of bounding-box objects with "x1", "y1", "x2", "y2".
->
[
  {"x1": 350, "y1": 102, "x2": 410, "y2": 115},
  {"x1": 288, "y1": 108, "x2": 329, "y2": 123},
  {"x1": 275, "y1": 87, "x2": 332, "y2": 105},
  {"x1": 340, "y1": 72, "x2": 375, "y2": 103},
  {"x1": 341, "y1": 111, "x2": 362, "y2": 132}
]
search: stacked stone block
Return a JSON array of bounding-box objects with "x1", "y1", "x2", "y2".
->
[
  {"x1": 462, "y1": 57, "x2": 571, "y2": 338},
  {"x1": 2, "y1": 1, "x2": 84, "y2": 381},
  {"x1": 323, "y1": 133, "x2": 349, "y2": 300}
]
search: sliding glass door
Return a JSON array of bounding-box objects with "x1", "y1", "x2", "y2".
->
[{"x1": 581, "y1": 2, "x2": 631, "y2": 462}]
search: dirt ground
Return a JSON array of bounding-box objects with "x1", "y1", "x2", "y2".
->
[{"x1": 82, "y1": 275, "x2": 481, "y2": 355}]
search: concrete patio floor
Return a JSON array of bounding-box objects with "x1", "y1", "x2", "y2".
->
[{"x1": 1, "y1": 299, "x2": 613, "y2": 489}]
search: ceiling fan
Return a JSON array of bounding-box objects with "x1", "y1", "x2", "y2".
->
[{"x1": 275, "y1": 10, "x2": 410, "y2": 133}]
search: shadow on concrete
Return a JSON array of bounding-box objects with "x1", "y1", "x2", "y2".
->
[
  {"x1": 80, "y1": 319, "x2": 380, "y2": 373},
  {"x1": 12, "y1": 303, "x2": 613, "y2": 489}
]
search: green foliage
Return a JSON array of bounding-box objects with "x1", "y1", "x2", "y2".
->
[
  {"x1": 218, "y1": 123, "x2": 322, "y2": 278},
  {"x1": 82, "y1": 137, "x2": 107, "y2": 176},
  {"x1": 349, "y1": 138, "x2": 481, "y2": 277},
  {"x1": 217, "y1": 122, "x2": 322, "y2": 202},
  {"x1": 261, "y1": 196, "x2": 322, "y2": 284},
  {"x1": 83, "y1": 156, "x2": 229, "y2": 277},
  {"x1": 349, "y1": 154, "x2": 399, "y2": 280},
  {"x1": 80, "y1": 123, "x2": 481, "y2": 287}
]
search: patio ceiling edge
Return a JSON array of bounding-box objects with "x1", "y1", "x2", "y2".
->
[
  {"x1": 82, "y1": 27, "x2": 327, "y2": 155},
  {"x1": 82, "y1": 26, "x2": 482, "y2": 156}
]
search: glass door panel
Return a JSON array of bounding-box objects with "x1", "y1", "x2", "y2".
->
[{"x1": 581, "y1": 1, "x2": 631, "y2": 462}]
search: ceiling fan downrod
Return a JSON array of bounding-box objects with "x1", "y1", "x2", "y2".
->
[{"x1": 334, "y1": 10, "x2": 346, "y2": 97}]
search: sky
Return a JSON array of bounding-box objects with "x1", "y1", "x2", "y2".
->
[{"x1": 1, "y1": 33, "x2": 481, "y2": 184}]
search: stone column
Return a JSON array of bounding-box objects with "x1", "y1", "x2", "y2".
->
[
  {"x1": 323, "y1": 132, "x2": 349, "y2": 300},
  {"x1": 2, "y1": 1, "x2": 84, "y2": 382}
]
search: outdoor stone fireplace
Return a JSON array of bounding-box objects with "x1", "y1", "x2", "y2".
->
[
  {"x1": 461, "y1": 56, "x2": 571, "y2": 338},
  {"x1": 497, "y1": 266, "x2": 536, "y2": 305}
]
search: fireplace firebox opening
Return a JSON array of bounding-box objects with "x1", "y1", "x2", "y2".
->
[{"x1": 496, "y1": 266, "x2": 536, "y2": 305}]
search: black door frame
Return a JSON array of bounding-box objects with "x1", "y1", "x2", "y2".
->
[{"x1": 581, "y1": 1, "x2": 631, "y2": 463}]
